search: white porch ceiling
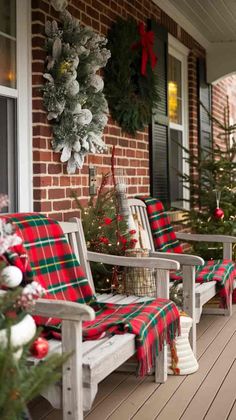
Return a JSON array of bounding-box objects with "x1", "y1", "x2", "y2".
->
[
  {"x1": 153, "y1": 0, "x2": 236, "y2": 83},
  {"x1": 167, "y1": 0, "x2": 236, "y2": 43}
]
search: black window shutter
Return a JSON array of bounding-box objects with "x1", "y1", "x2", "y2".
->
[
  {"x1": 198, "y1": 58, "x2": 212, "y2": 157},
  {"x1": 148, "y1": 21, "x2": 170, "y2": 208}
]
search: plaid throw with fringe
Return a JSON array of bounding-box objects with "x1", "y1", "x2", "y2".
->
[
  {"x1": 83, "y1": 299, "x2": 180, "y2": 376},
  {"x1": 139, "y1": 197, "x2": 183, "y2": 253},
  {"x1": 171, "y1": 260, "x2": 235, "y2": 309},
  {"x1": 1, "y1": 213, "x2": 96, "y2": 325},
  {"x1": 1, "y1": 213, "x2": 180, "y2": 376},
  {"x1": 139, "y1": 197, "x2": 235, "y2": 309}
]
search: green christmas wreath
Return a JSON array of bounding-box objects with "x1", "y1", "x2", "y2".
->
[{"x1": 104, "y1": 18, "x2": 159, "y2": 135}]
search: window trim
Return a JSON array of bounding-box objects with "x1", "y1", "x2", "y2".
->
[
  {"x1": 0, "y1": 86, "x2": 17, "y2": 98},
  {"x1": 16, "y1": 0, "x2": 32, "y2": 211},
  {"x1": 168, "y1": 34, "x2": 189, "y2": 210},
  {"x1": 0, "y1": 0, "x2": 32, "y2": 211}
]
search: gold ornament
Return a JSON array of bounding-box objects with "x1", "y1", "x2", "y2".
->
[{"x1": 59, "y1": 60, "x2": 71, "y2": 76}]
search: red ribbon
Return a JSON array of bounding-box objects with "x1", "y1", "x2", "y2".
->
[{"x1": 133, "y1": 22, "x2": 157, "y2": 76}]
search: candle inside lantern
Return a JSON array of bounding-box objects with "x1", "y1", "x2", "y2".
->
[{"x1": 115, "y1": 168, "x2": 126, "y2": 192}]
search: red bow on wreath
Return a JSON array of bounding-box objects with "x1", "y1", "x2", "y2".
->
[{"x1": 133, "y1": 22, "x2": 157, "y2": 76}]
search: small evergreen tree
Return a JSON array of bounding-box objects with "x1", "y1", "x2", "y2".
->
[
  {"x1": 73, "y1": 147, "x2": 138, "y2": 291},
  {"x1": 0, "y1": 195, "x2": 66, "y2": 419},
  {"x1": 181, "y1": 99, "x2": 236, "y2": 259},
  {"x1": 73, "y1": 173, "x2": 137, "y2": 291}
]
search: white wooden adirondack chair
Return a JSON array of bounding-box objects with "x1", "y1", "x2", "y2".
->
[
  {"x1": 128, "y1": 198, "x2": 236, "y2": 354},
  {"x1": 30, "y1": 217, "x2": 180, "y2": 420}
]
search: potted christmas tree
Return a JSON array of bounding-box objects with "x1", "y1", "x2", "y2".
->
[{"x1": 179, "y1": 99, "x2": 236, "y2": 260}]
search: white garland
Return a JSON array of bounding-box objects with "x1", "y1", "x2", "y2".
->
[{"x1": 43, "y1": 10, "x2": 110, "y2": 173}]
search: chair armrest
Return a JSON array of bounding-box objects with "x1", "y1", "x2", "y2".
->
[
  {"x1": 88, "y1": 251, "x2": 179, "y2": 300},
  {"x1": 149, "y1": 251, "x2": 204, "y2": 266},
  {"x1": 32, "y1": 299, "x2": 95, "y2": 322},
  {"x1": 87, "y1": 251, "x2": 180, "y2": 271},
  {"x1": 32, "y1": 299, "x2": 94, "y2": 417},
  {"x1": 176, "y1": 233, "x2": 236, "y2": 244}
]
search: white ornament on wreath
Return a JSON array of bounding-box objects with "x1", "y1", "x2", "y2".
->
[
  {"x1": 77, "y1": 109, "x2": 93, "y2": 126},
  {"x1": 43, "y1": 9, "x2": 111, "y2": 173},
  {"x1": 89, "y1": 74, "x2": 104, "y2": 92},
  {"x1": 0, "y1": 266, "x2": 23, "y2": 288}
]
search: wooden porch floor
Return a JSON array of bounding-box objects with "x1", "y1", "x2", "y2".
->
[{"x1": 29, "y1": 306, "x2": 236, "y2": 420}]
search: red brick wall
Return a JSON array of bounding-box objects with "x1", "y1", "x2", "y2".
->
[
  {"x1": 212, "y1": 75, "x2": 236, "y2": 149},
  {"x1": 31, "y1": 0, "x2": 205, "y2": 220}
]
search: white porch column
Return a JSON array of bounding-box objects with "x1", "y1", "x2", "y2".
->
[{"x1": 207, "y1": 42, "x2": 236, "y2": 84}]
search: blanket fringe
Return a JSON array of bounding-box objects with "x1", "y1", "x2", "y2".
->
[
  {"x1": 169, "y1": 341, "x2": 180, "y2": 375},
  {"x1": 137, "y1": 317, "x2": 181, "y2": 376}
]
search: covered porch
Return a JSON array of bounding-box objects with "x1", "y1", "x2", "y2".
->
[
  {"x1": 29, "y1": 306, "x2": 236, "y2": 419},
  {"x1": 27, "y1": 2, "x2": 236, "y2": 415},
  {"x1": 0, "y1": 0, "x2": 236, "y2": 419}
]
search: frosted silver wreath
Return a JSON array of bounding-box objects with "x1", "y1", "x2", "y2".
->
[{"x1": 43, "y1": 10, "x2": 110, "y2": 173}]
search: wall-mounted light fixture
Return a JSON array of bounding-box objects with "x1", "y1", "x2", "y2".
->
[{"x1": 89, "y1": 165, "x2": 97, "y2": 196}]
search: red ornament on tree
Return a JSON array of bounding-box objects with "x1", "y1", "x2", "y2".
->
[
  {"x1": 214, "y1": 207, "x2": 224, "y2": 220},
  {"x1": 30, "y1": 337, "x2": 49, "y2": 359},
  {"x1": 214, "y1": 191, "x2": 224, "y2": 219}
]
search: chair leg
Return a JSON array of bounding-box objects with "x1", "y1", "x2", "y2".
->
[
  {"x1": 189, "y1": 318, "x2": 197, "y2": 356},
  {"x1": 155, "y1": 345, "x2": 167, "y2": 383},
  {"x1": 62, "y1": 320, "x2": 84, "y2": 420},
  {"x1": 226, "y1": 293, "x2": 233, "y2": 316},
  {"x1": 182, "y1": 266, "x2": 196, "y2": 356}
]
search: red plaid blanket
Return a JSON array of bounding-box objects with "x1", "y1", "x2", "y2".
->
[
  {"x1": 171, "y1": 260, "x2": 235, "y2": 309},
  {"x1": 138, "y1": 197, "x2": 183, "y2": 253},
  {"x1": 1, "y1": 213, "x2": 180, "y2": 375},
  {"x1": 139, "y1": 197, "x2": 235, "y2": 309},
  {"x1": 1, "y1": 213, "x2": 96, "y2": 325},
  {"x1": 83, "y1": 299, "x2": 180, "y2": 376}
]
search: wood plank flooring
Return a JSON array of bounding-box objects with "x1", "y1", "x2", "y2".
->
[{"x1": 29, "y1": 307, "x2": 236, "y2": 420}]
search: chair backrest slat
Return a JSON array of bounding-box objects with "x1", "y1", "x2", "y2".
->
[
  {"x1": 60, "y1": 218, "x2": 95, "y2": 292},
  {"x1": 128, "y1": 199, "x2": 155, "y2": 251}
]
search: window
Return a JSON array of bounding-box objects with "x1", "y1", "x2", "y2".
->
[
  {"x1": 149, "y1": 25, "x2": 189, "y2": 209},
  {"x1": 0, "y1": 0, "x2": 17, "y2": 211},
  {"x1": 168, "y1": 36, "x2": 189, "y2": 209},
  {"x1": 0, "y1": 97, "x2": 17, "y2": 210},
  {"x1": 0, "y1": 0, "x2": 32, "y2": 212}
]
